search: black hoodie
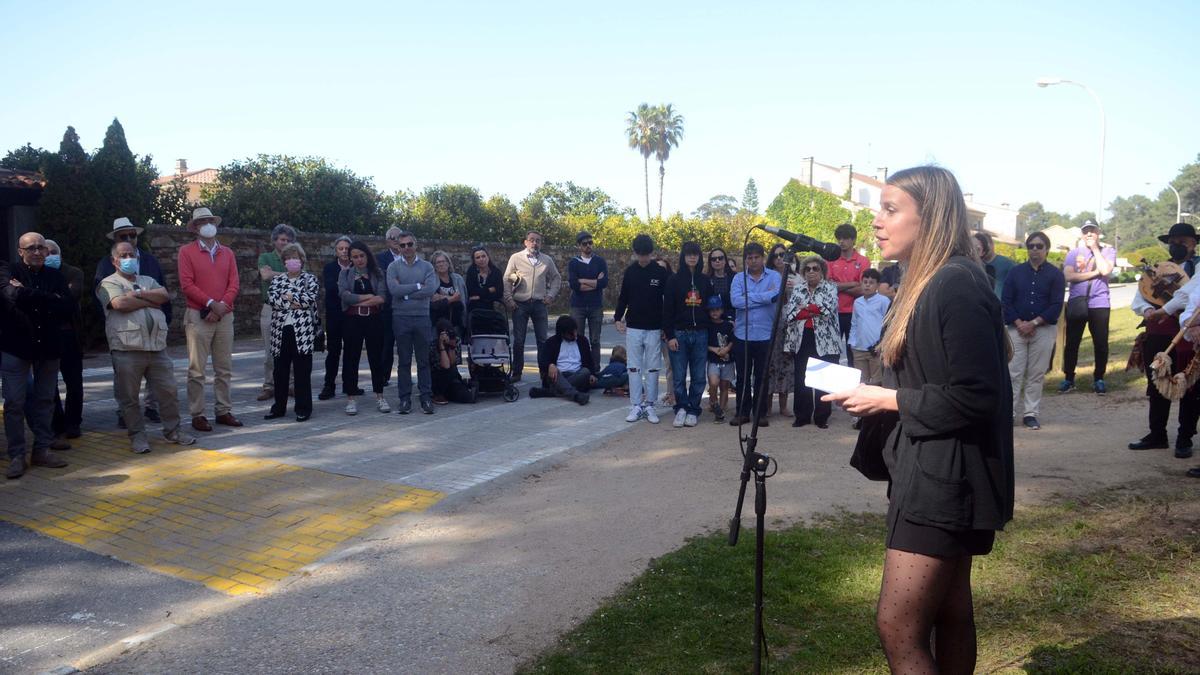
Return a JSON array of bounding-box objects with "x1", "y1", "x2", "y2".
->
[
  {"x1": 662, "y1": 265, "x2": 714, "y2": 339},
  {"x1": 613, "y1": 261, "x2": 670, "y2": 330}
]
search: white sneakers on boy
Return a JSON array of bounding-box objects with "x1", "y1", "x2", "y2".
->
[
  {"x1": 626, "y1": 405, "x2": 642, "y2": 423},
  {"x1": 644, "y1": 405, "x2": 660, "y2": 424},
  {"x1": 673, "y1": 409, "x2": 687, "y2": 427}
]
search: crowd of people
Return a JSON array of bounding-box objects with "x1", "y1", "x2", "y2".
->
[{"x1": 5, "y1": 167, "x2": 1199, "y2": 671}]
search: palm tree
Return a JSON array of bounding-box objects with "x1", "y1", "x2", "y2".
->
[
  {"x1": 652, "y1": 104, "x2": 684, "y2": 219},
  {"x1": 626, "y1": 103, "x2": 656, "y2": 221}
]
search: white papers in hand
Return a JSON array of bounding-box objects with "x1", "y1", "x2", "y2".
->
[{"x1": 805, "y1": 358, "x2": 861, "y2": 394}]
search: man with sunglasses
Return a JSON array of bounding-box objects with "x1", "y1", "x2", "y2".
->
[
  {"x1": 94, "y1": 218, "x2": 171, "y2": 429},
  {"x1": 1001, "y1": 231, "x2": 1064, "y2": 431},
  {"x1": 2, "y1": 232, "x2": 73, "y2": 478},
  {"x1": 568, "y1": 231, "x2": 608, "y2": 368},
  {"x1": 385, "y1": 230, "x2": 437, "y2": 414}
]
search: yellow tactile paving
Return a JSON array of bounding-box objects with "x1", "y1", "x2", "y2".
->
[{"x1": 0, "y1": 430, "x2": 442, "y2": 596}]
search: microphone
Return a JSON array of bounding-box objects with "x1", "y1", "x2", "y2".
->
[{"x1": 757, "y1": 225, "x2": 842, "y2": 261}]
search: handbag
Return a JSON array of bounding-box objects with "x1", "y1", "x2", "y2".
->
[
  {"x1": 312, "y1": 307, "x2": 326, "y2": 352},
  {"x1": 1065, "y1": 255, "x2": 1095, "y2": 322},
  {"x1": 850, "y1": 410, "x2": 898, "y2": 481}
]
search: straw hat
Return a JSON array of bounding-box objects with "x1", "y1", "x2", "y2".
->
[
  {"x1": 106, "y1": 217, "x2": 144, "y2": 240},
  {"x1": 187, "y1": 207, "x2": 222, "y2": 230}
]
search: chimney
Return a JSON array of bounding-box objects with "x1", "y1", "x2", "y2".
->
[
  {"x1": 963, "y1": 192, "x2": 974, "y2": 202},
  {"x1": 1001, "y1": 202, "x2": 1010, "y2": 208},
  {"x1": 175, "y1": 158, "x2": 188, "y2": 175}
]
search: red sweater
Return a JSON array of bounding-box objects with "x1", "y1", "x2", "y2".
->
[{"x1": 178, "y1": 240, "x2": 240, "y2": 311}]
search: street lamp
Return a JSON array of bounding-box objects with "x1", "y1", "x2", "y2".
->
[
  {"x1": 1036, "y1": 77, "x2": 1107, "y2": 243},
  {"x1": 1147, "y1": 182, "x2": 1184, "y2": 223}
]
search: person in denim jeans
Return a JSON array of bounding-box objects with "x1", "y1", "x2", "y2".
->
[
  {"x1": 503, "y1": 232, "x2": 562, "y2": 381},
  {"x1": 568, "y1": 231, "x2": 608, "y2": 368},
  {"x1": 614, "y1": 234, "x2": 669, "y2": 423},
  {"x1": 663, "y1": 241, "x2": 713, "y2": 427}
]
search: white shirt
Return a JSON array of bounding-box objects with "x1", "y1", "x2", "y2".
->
[{"x1": 557, "y1": 339, "x2": 582, "y2": 373}]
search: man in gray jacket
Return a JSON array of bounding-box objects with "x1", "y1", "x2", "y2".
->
[
  {"x1": 385, "y1": 231, "x2": 437, "y2": 414},
  {"x1": 503, "y1": 231, "x2": 561, "y2": 380}
]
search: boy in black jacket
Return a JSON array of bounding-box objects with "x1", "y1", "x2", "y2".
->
[
  {"x1": 613, "y1": 234, "x2": 670, "y2": 423},
  {"x1": 533, "y1": 315, "x2": 595, "y2": 405}
]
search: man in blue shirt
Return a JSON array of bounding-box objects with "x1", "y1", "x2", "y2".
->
[
  {"x1": 729, "y1": 242, "x2": 781, "y2": 426},
  {"x1": 1001, "y1": 231, "x2": 1065, "y2": 431},
  {"x1": 567, "y1": 231, "x2": 608, "y2": 369}
]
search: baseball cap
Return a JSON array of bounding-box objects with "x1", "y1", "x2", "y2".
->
[
  {"x1": 1081, "y1": 219, "x2": 1100, "y2": 232},
  {"x1": 576, "y1": 231, "x2": 593, "y2": 244},
  {"x1": 706, "y1": 295, "x2": 725, "y2": 310}
]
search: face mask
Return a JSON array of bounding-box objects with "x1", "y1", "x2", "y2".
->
[
  {"x1": 119, "y1": 258, "x2": 140, "y2": 275},
  {"x1": 44, "y1": 254, "x2": 62, "y2": 269},
  {"x1": 198, "y1": 223, "x2": 218, "y2": 239},
  {"x1": 1169, "y1": 243, "x2": 1189, "y2": 262},
  {"x1": 285, "y1": 259, "x2": 303, "y2": 273}
]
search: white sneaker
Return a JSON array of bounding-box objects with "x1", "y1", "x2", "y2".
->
[
  {"x1": 644, "y1": 406, "x2": 660, "y2": 424},
  {"x1": 625, "y1": 406, "x2": 642, "y2": 423},
  {"x1": 673, "y1": 409, "x2": 687, "y2": 427},
  {"x1": 684, "y1": 414, "x2": 698, "y2": 427},
  {"x1": 376, "y1": 398, "x2": 391, "y2": 413},
  {"x1": 345, "y1": 400, "x2": 358, "y2": 416}
]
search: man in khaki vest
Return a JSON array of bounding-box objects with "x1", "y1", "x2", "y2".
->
[{"x1": 97, "y1": 240, "x2": 195, "y2": 454}]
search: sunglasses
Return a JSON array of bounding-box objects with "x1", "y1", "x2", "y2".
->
[
  {"x1": 710, "y1": 256, "x2": 725, "y2": 262},
  {"x1": 1027, "y1": 243, "x2": 1046, "y2": 250},
  {"x1": 397, "y1": 241, "x2": 416, "y2": 248},
  {"x1": 115, "y1": 233, "x2": 138, "y2": 242},
  {"x1": 579, "y1": 240, "x2": 593, "y2": 246},
  {"x1": 803, "y1": 265, "x2": 822, "y2": 272}
]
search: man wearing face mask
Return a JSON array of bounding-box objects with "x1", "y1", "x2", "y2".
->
[
  {"x1": 1060, "y1": 219, "x2": 1116, "y2": 396},
  {"x1": 178, "y1": 207, "x2": 243, "y2": 432},
  {"x1": 95, "y1": 217, "x2": 171, "y2": 429},
  {"x1": 1130, "y1": 222, "x2": 1200, "y2": 455},
  {"x1": 1, "y1": 232, "x2": 72, "y2": 479},
  {"x1": 98, "y1": 241, "x2": 195, "y2": 454},
  {"x1": 44, "y1": 239, "x2": 83, "y2": 444}
]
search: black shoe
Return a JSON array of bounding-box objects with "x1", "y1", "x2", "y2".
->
[
  {"x1": 144, "y1": 407, "x2": 161, "y2": 423},
  {"x1": 528, "y1": 387, "x2": 550, "y2": 399},
  {"x1": 758, "y1": 418, "x2": 769, "y2": 427},
  {"x1": 816, "y1": 421, "x2": 829, "y2": 429},
  {"x1": 573, "y1": 393, "x2": 590, "y2": 405},
  {"x1": 318, "y1": 387, "x2": 335, "y2": 401},
  {"x1": 1129, "y1": 436, "x2": 1169, "y2": 451},
  {"x1": 791, "y1": 419, "x2": 810, "y2": 428},
  {"x1": 263, "y1": 411, "x2": 287, "y2": 420},
  {"x1": 1187, "y1": 466, "x2": 1200, "y2": 478},
  {"x1": 1175, "y1": 439, "x2": 1194, "y2": 459},
  {"x1": 420, "y1": 399, "x2": 435, "y2": 414},
  {"x1": 397, "y1": 399, "x2": 412, "y2": 415},
  {"x1": 296, "y1": 414, "x2": 311, "y2": 422},
  {"x1": 729, "y1": 416, "x2": 749, "y2": 426},
  {"x1": 1022, "y1": 416, "x2": 1040, "y2": 431}
]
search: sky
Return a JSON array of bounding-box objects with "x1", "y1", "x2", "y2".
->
[{"x1": 3, "y1": 1, "x2": 1198, "y2": 223}]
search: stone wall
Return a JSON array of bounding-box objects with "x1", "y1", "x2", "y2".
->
[{"x1": 145, "y1": 224, "x2": 642, "y2": 341}]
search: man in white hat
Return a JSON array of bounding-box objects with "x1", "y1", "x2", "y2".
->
[
  {"x1": 178, "y1": 207, "x2": 243, "y2": 431},
  {"x1": 97, "y1": 240, "x2": 196, "y2": 453},
  {"x1": 94, "y1": 217, "x2": 171, "y2": 429}
]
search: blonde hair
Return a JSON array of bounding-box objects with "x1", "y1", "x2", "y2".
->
[
  {"x1": 280, "y1": 241, "x2": 307, "y2": 264},
  {"x1": 879, "y1": 166, "x2": 973, "y2": 367}
]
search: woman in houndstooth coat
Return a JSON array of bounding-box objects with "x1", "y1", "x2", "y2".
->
[{"x1": 265, "y1": 242, "x2": 321, "y2": 421}]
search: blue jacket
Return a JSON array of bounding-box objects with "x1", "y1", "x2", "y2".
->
[{"x1": 568, "y1": 256, "x2": 609, "y2": 308}]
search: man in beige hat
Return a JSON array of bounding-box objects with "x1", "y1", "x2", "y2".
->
[
  {"x1": 178, "y1": 207, "x2": 243, "y2": 431},
  {"x1": 94, "y1": 217, "x2": 171, "y2": 429}
]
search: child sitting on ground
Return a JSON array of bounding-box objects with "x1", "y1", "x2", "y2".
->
[
  {"x1": 705, "y1": 295, "x2": 734, "y2": 423},
  {"x1": 596, "y1": 344, "x2": 629, "y2": 396}
]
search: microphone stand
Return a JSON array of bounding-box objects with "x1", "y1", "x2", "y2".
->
[{"x1": 728, "y1": 239, "x2": 801, "y2": 674}]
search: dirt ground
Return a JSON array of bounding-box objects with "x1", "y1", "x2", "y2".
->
[{"x1": 97, "y1": 386, "x2": 1198, "y2": 674}]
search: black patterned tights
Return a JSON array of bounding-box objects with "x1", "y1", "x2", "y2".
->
[{"x1": 876, "y1": 549, "x2": 977, "y2": 674}]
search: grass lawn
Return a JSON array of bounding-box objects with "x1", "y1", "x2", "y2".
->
[
  {"x1": 520, "y1": 483, "x2": 1200, "y2": 674},
  {"x1": 1044, "y1": 306, "x2": 1145, "y2": 394}
]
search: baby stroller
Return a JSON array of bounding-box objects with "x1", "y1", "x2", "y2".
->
[{"x1": 467, "y1": 307, "x2": 520, "y2": 402}]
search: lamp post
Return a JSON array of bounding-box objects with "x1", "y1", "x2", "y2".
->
[
  {"x1": 1146, "y1": 181, "x2": 1182, "y2": 223},
  {"x1": 1037, "y1": 77, "x2": 1108, "y2": 244}
]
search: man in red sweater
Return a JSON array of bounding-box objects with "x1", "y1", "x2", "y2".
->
[{"x1": 178, "y1": 207, "x2": 243, "y2": 431}]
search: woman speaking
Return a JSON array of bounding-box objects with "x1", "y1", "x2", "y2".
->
[{"x1": 824, "y1": 166, "x2": 1014, "y2": 674}]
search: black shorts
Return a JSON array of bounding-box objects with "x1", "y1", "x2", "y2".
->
[{"x1": 887, "y1": 514, "x2": 995, "y2": 557}]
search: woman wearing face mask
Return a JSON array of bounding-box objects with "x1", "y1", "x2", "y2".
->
[
  {"x1": 824, "y1": 166, "x2": 1013, "y2": 675},
  {"x1": 45, "y1": 240, "x2": 84, "y2": 444},
  {"x1": 465, "y1": 246, "x2": 503, "y2": 314},
  {"x1": 264, "y1": 243, "x2": 320, "y2": 422},
  {"x1": 339, "y1": 241, "x2": 391, "y2": 415}
]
